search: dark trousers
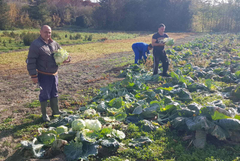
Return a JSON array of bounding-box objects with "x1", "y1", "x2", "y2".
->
[
  {"x1": 153, "y1": 50, "x2": 169, "y2": 75},
  {"x1": 38, "y1": 73, "x2": 58, "y2": 102}
]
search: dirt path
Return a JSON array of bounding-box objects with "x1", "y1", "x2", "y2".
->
[{"x1": 0, "y1": 33, "x2": 203, "y2": 161}]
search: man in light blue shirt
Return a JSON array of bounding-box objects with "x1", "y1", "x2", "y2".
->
[{"x1": 132, "y1": 42, "x2": 152, "y2": 64}]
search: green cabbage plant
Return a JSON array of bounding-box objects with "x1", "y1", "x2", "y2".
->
[
  {"x1": 54, "y1": 48, "x2": 69, "y2": 65},
  {"x1": 72, "y1": 119, "x2": 86, "y2": 131}
]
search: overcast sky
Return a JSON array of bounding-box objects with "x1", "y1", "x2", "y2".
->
[{"x1": 90, "y1": 0, "x2": 99, "y2": 2}]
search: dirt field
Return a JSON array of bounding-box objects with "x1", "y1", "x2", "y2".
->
[{"x1": 0, "y1": 33, "x2": 203, "y2": 161}]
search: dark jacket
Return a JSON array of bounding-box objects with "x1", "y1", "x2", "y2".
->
[{"x1": 27, "y1": 36, "x2": 61, "y2": 76}]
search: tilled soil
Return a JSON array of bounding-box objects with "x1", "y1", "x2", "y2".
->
[{"x1": 0, "y1": 33, "x2": 202, "y2": 161}]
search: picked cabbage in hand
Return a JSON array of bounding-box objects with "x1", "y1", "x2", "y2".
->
[
  {"x1": 163, "y1": 38, "x2": 174, "y2": 46},
  {"x1": 54, "y1": 48, "x2": 69, "y2": 65}
]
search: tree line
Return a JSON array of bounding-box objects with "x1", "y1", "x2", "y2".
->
[{"x1": 0, "y1": 0, "x2": 239, "y2": 32}]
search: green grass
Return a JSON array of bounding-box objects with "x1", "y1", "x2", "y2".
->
[
  {"x1": 0, "y1": 28, "x2": 141, "y2": 52},
  {"x1": 0, "y1": 33, "x2": 152, "y2": 75},
  {"x1": 0, "y1": 113, "x2": 44, "y2": 140},
  {"x1": 59, "y1": 94, "x2": 71, "y2": 100},
  {"x1": 24, "y1": 100, "x2": 40, "y2": 108},
  {"x1": 97, "y1": 123, "x2": 240, "y2": 161}
]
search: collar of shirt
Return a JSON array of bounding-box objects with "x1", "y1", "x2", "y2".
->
[{"x1": 39, "y1": 36, "x2": 53, "y2": 45}]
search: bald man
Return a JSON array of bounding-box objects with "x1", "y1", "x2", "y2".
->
[{"x1": 27, "y1": 25, "x2": 70, "y2": 122}]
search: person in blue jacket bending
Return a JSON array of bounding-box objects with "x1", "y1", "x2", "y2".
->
[{"x1": 132, "y1": 42, "x2": 153, "y2": 64}]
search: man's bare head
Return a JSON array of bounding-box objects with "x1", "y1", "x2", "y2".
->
[
  {"x1": 40, "y1": 25, "x2": 52, "y2": 42},
  {"x1": 158, "y1": 23, "x2": 166, "y2": 35}
]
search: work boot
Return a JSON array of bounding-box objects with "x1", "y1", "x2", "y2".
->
[
  {"x1": 50, "y1": 97, "x2": 63, "y2": 116},
  {"x1": 41, "y1": 101, "x2": 50, "y2": 122},
  {"x1": 161, "y1": 73, "x2": 171, "y2": 77}
]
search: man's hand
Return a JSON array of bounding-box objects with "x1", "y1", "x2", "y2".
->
[
  {"x1": 31, "y1": 77, "x2": 38, "y2": 84},
  {"x1": 63, "y1": 56, "x2": 71, "y2": 63}
]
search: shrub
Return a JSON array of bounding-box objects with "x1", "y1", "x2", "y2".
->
[
  {"x1": 2, "y1": 31, "x2": 10, "y2": 37},
  {"x1": 84, "y1": 35, "x2": 88, "y2": 41},
  {"x1": 100, "y1": 37, "x2": 107, "y2": 41},
  {"x1": 51, "y1": 32, "x2": 61, "y2": 40},
  {"x1": 14, "y1": 36, "x2": 21, "y2": 43},
  {"x1": 20, "y1": 32, "x2": 26, "y2": 39},
  {"x1": 22, "y1": 32, "x2": 39, "y2": 46},
  {"x1": 87, "y1": 35, "x2": 93, "y2": 41},
  {"x1": 75, "y1": 33, "x2": 81, "y2": 40},
  {"x1": 3, "y1": 40, "x2": 6, "y2": 47},
  {"x1": 10, "y1": 31, "x2": 18, "y2": 38}
]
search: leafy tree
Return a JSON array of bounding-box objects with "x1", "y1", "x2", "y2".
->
[
  {"x1": 28, "y1": 0, "x2": 51, "y2": 26},
  {"x1": 8, "y1": 3, "x2": 19, "y2": 28},
  {"x1": 93, "y1": 0, "x2": 193, "y2": 31},
  {"x1": 0, "y1": 0, "x2": 10, "y2": 29},
  {"x1": 93, "y1": 0, "x2": 127, "y2": 29}
]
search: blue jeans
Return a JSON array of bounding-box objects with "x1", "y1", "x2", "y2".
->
[
  {"x1": 38, "y1": 73, "x2": 58, "y2": 102},
  {"x1": 132, "y1": 46, "x2": 147, "y2": 64}
]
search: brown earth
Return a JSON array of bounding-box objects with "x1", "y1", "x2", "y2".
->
[{"x1": 0, "y1": 33, "x2": 203, "y2": 161}]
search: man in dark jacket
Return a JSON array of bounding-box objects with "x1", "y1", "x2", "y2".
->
[
  {"x1": 152, "y1": 23, "x2": 170, "y2": 76},
  {"x1": 132, "y1": 42, "x2": 152, "y2": 64},
  {"x1": 27, "y1": 25, "x2": 70, "y2": 122}
]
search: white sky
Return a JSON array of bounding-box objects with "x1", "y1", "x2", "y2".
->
[
  {"x1": 89, "y1": 0, "x2": 99, "y2": 2},
  {"x1": 90, "y1": 0, "x2": 227, "y2": 3}
]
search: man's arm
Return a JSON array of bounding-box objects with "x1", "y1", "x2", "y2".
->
[
  {"x1": 152, "y1": 38, "x2": 165, "y2": 47},
  {"x1": 27, "y1": 44, "x2": 39, "y2": 83}
]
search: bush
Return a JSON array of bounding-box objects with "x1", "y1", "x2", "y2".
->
[
  {"x1": 2, "y1": 31, "x2": 10, "y2": 37},
  {"x1": 10, "y1": 31, "x2": 18, "y2": 38},
  {"x1": 20, "y1": 32, "x2": 26, "y2": 39},
  {"x1": 52, "y1": 32, "x2": 61, "y2": 40},
  {"x1": 3, "y1": 40, "x2": 6, "y2": 47},
  {"x1": 75, "y1": 34, "x2": 81, "y2": 40},
  {"x1": 84, "y1": 35, "x2": 88, "y2": 41},
  {"x1": 87, "y1": 35, "x2": 93, "y2": 41},
  {"x1": 22, "y1": 32, "x2": 39, "y2": 46}
]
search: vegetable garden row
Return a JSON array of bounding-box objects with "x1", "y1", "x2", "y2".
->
[{"x1": 21, "y1": 33, "x2": 240, "y2": 161}]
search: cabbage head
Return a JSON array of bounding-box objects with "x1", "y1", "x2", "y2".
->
[
  {"x1": 83, "y1": 109, "x2": 98, "y2": 118},
  {"x1": 56, "y1": 125, "x2": 68, "y2": 134},
  {"x1": 163, "y1": 38, "x2": 174, "y2": 46},
  {"x1": 38, "y1": 133, "x2": 56, "y2": 145},
  {"x1": 85, "y1": 119, "x2": 102, "y2": 131},
  {"x1": 112, "y1": 129, "x2": 125, "y2": 140},
  {"x1": 76, "y1": 129, "x2": 98, "y2": 143},
  {"x1": 54, "y1": 48, "x2": 69, "y2": 65},
  {"x1": 72, "y1": 119, "x2": 86, "y2": 131}
]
